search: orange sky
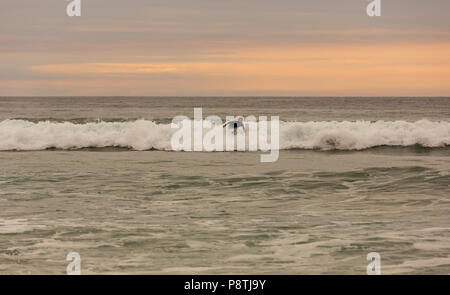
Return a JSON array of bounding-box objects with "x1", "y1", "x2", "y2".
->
[{"x1": 1, "y1": 0, "x2": 450, "y2": 96}]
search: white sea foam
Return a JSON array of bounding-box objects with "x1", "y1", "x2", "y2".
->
[
  {"x1": 0, "y1": 119, "x2": 449, "y2": 151},
  {"x1": 280, "y1": 120, "x2": 450, "y2": 150}
]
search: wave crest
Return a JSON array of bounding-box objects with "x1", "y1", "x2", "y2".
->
[
  {"x1": 0, "y1": 119, "x2": 449, "y2": 151},
  {"x1": 281, "y1": 120, "x2": 450, "y2": 150}
]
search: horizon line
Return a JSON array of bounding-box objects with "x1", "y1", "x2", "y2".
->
[{"x1": 1, "y1": 96, "x2": 450, "y2": 98}]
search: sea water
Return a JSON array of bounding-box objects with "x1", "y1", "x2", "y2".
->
[{"x1": 0, "y1": 97, "x2": 449, "y2": 274}]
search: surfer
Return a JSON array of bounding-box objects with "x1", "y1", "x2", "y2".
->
[{"x1": 223, "y1": 117, "x2": 245, "y2": 135}]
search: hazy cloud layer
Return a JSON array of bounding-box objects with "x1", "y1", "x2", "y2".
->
[{"x1": 1, "y1": 0, "x2": 449, "y2": 95}]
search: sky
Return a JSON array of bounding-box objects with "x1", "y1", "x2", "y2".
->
[{"x1": 1, "y1": 0, "x2": 450, "y2": 96}]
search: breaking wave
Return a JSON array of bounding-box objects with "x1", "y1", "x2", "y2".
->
[{"x1": 0, "y1": 119, "x2": 449, "y2": 151}]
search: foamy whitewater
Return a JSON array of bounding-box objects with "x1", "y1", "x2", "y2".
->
[
  {"x1": 0, "y1": 119, "x2": 449, "y2": 151},
  {"x1": 1, "y1": 97, "x2": 449, "y2": 275}
]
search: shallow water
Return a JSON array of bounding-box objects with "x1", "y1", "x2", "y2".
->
[{"x1": 0, "y1": 97, "x2": 449, "y2": 274}]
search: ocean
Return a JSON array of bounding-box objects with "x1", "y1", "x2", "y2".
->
[{"x1": 0, "y1": 97, "x2": 449, "y2": 274}]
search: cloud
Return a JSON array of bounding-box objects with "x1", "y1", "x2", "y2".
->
[
  {"x1": 31, "y1": 63, "x2": 179, "y2": 74},
  {"x1": 2, "y1": 0, "x2": 450, "y2": 95}
]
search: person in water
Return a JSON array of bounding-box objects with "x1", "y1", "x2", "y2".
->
[{"x1": 223, "y1": 117, "x2": 245, "y2": 135}]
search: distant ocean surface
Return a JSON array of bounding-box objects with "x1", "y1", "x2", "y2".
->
[{"x1": 0, "y1": 97, "x2": 449, "y2": 274}]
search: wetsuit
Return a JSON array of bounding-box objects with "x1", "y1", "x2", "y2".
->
[{"x1": 223, "y1": 120, "x2": 245, "y2": 134}]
